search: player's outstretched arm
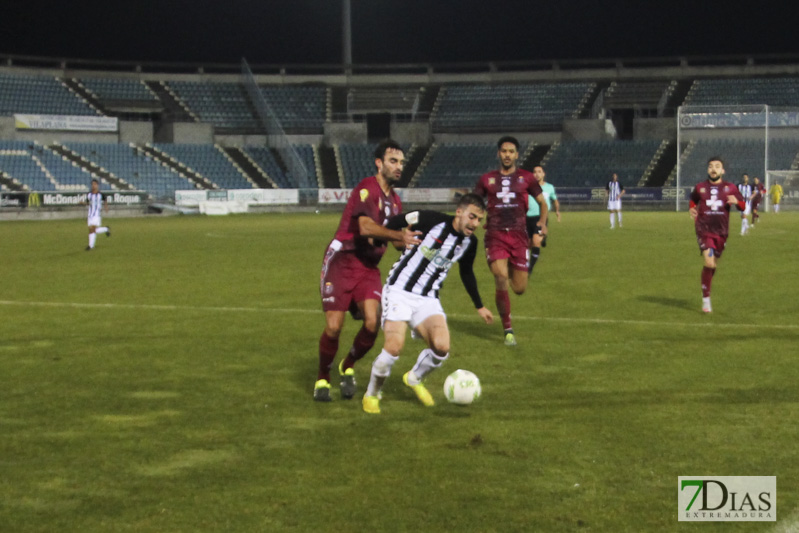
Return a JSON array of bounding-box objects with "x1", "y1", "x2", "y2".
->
[
  {"x1": 359, "y1": 215, "x2": 421, "y2": 247},
  {"x1": 476, "y1": 307, "x2": 493, "y2": 324},
  {"x1": 535, "y1": 193, "x2": 549, "y2": 234}
]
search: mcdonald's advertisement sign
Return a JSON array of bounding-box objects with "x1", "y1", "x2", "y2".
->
[{"x1": 1, "y1": 191, "x2": 147, "y2": 208}]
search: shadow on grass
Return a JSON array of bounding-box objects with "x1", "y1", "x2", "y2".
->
[
  {"x1": 447, "y1": 315, "x2": 499, "y2": 341},
  {"x1": 637, "y1": 294, "x2": 694, "y2": 311}
]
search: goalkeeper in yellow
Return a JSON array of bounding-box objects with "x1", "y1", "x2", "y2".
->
[{"x1": 770, "y1": 183, "x2": 784, "y2": 214}]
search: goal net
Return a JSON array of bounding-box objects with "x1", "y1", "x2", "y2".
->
[
  {"x1": 765, "y1": 170, "x2": 799, "y2": 211},
  {"x1": 675, "y1": 105, "x2": 799, "y2": 212}
]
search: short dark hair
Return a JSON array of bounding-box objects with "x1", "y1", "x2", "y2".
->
[
  {"x1": 707, "y1": 156, "x2": 725, "y2": 168},
  {"x1": 374, "y1": 139, "x2": 403, "y2": 160},
  {"x1": 497, "y1": 136, "x2": 520, "y2": 151},
  {"x1": 457, "y1": 192, "x2": 486, "y2": 212},
  {"x1": 91, "y1": 179, "x2": 99, "y2": 184}
]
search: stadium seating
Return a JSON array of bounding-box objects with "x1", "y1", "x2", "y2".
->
[
  {"x1": 155, "y1": 144, "x2": 253, "y2": 190},
  {"x1": 0, "y1": 73, "x2": 96, "y2": 116},
  {"x1": 541, "y1": 140, "x2": 663, "y2": 187},
  {"x1": 259, "y1": 86, "x2": 327, "y2": 133},
  {"x1": 338, "y1": 143, "x2": 377, "y2": 188},
  {"x1": 432, "y1": 83, "x2": 594, "y2": 131},
  {"x1": 168, "y1": 81, "x2": 258, "y2": 130},
  {"x1": 0, "y1": 141, "x2": 112, "y2": 191},
  {"x1": 242, "y1": 146, "x2": 319, "y2": 189},
  {"x1": 65, "y1": 143, "x2": 195, "y2": 199},
  {"x1": 346, "y1": 87, "x2": 421, "y2": 113},
  {"x1": 414, "y1": 143, "x2": 500, "y2": 188},
  {"x1": 603, "y1": 81, "x2": 671, "y2": 108},
  {"x1": 685, "y1": 77, "x2": 799, "y2": 107},
  {"x1": 676, "y1": 139, "x2": 799, "y2": 187},
  {"x1": 79, "y1": 78, "x2": 158, "y2": 102}
]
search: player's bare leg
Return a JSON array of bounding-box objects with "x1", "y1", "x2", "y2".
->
[
  {"x1": 363, "y1": 320, "x2": 406, "y2": 413},
  {"x1": 403, "y1": 315, "x2": 449, "y2": 407},
  {"x1": 338, "y1": 299, "x2": 379, "y2": 399},
  {"x1": 490, "y1": 259, "x2": 520, "y2": 345},
  {"x1": 701, "y1": 249, "x2": 718, "y2": 313},
  {"x1": 87, "y1": 225, "x2": 97, "y2": 251},
  {"x1": 315, "y1": 310, "x2": 345, "y2": 402}
]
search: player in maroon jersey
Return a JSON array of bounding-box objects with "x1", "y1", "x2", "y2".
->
[
  {"x1": 689, "y1": 156, "x2": 746, "y2": 313},
  {"x1": 750, "y1": 176, "x2": 766, "y2": 227},
  {"x1": 315, "y1": 140, "x2": 421, "y2": 402},
  {"x1": 474, "y1": 136, "x2": 548, "y2": 346}
]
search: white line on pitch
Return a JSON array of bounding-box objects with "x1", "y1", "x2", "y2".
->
[{"x1": 1, "y1": 299, "x2": 797, "y2": 331}]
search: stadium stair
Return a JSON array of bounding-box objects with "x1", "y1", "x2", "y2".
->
[
  {"x1": 640, "y1": 140, "x2": 676, "y2": 186},
  {"x1": 239, "y1": 83, "x2": 265, "y2": 133},
  {"x1": 222, "y1": 147, "x2": 275, "y2": 189},
  {"x1": 662, "y1": 80, "x2": 693, "y2": 116},
  {"x1": 416, "y1": 86, "x2": 440, "y2": 117},
  {"x1": 318, "y1": 145, "x2": 341, "y2": 188},
  {"x1": 138, "y1": 145, "x2": 215, "y2": 190},
  {"x1": 579, "y1": 81, "x2": 610, "y2": 118},
  {"x1": 48, "y1": 144, "x2": 133, "y2": 190},
  {"x1": 521, "y1": 144, "x2": 551, "y2": 170},
  {"x1": 409, "y1": 144, "x2": 437, "y2": 187},
  {"x1": 0, "y1": 171, "x2": 26, "y2": 191},
  {"x1": 399, "y1": 144, "x2": 427, "y2": 187},
  {"x1": 144, "y1": 81, "x2": 196, "y2": 122},
  {"x1": 60, "y1": 78, "x2": 107, "y2": 116}
]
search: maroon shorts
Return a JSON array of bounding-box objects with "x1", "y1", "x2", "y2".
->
[
  {"x1": 320, "y1": 246, "x2": 382, "y2": 313},
  {"x1": 751, "y1": 197, "x2": 761, "y2": 211},
  {"x1": 485, "y1": 229, "x2": 529, "y2": 271},
  {"x1": 697, "y1": 233, "x2": 727, "y2": 258}
]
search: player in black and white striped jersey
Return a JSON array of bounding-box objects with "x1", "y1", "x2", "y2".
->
[
  {"x1": 84, "y1": 179, "x2": 110, "y2": 250},
  {"x1": 362, "y1": 193, "x2": 494, "y2": 414},
  {"x1": 606, "y1": 173, "x2": 625, "y2": 229},
  {"x1": 738, "y1": 174, "x2": 753, "y2": 235}
]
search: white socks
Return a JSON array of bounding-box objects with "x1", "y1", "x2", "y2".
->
[
  {"x1": 95, "y1": 227, "x2": 108, "y2": 234},
  {"x1": 408, "y1": 349, "x2": 449, "y2": 385},
  {"x1": 610, "y1": 213, "x2": 615, "y2": 228},
  {"x1": 366, "y1": 350, "x2": 397, "y2": 397},
  {"x1": 617, "y1": 212, "x2": 622, "y2": 227},
  {"x1": 89, "y1": 233, "x2": 97, "y2": 248},
  {"x1": 741, "y1": 218, "x2": 749, "y2": 235}
]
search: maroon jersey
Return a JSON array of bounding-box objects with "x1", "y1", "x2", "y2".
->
[
  {"x1": 690, "y1": 179, "x2": 745, "y2": 238},
  {"x1": 753, "y1": 183, "x2": 766, "y2": 200},
  {"x1": 474, "y1": 169, "x2": 543, "y2": 233},
  {"x1": 331, "y1": 176, "x2": 402, "y2": 268}
]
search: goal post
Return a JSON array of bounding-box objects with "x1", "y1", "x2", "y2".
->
[{"x1": 765, "y1": 170, "x2": 799, "y2": 212}]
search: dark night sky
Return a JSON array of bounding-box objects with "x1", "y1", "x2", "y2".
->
[{"x1": 1, "y1": 0, "x2": 797, "y2": 65}]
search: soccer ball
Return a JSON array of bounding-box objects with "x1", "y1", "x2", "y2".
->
[{"x1": 443, "y1": 369, "x2": 481, "y2": 405}]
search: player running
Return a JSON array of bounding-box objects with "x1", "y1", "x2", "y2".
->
[
  {"x1": 474, "y1": 136, "x2": 548, "y2": 347},
  {"x1": 315, "y1": 139, "x2": 421, "y2": 402},
  {"x1": 362, "y1": 194, "x2": 494, "y2": 414},
  {"x1": 738, "y1": 174, "x2": 753, "y2": 235},
  {"x1": 750, "y1": 176, "x2": 766, "y2": 227},
  {"x1": 526, "y1": 165, "x2": 561, "y2": 275},
  {"x1": 689, "y1": 156, "x2": 746, "y2": 313},
  {"x1": 84, "y1": 179, "x2": 110, "y2": 251}
]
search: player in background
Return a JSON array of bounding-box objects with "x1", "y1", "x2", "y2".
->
[
  {"x1": 606, "y1": 173, "x2": 625, "y2": 229},
  {"x1": 750, "y1": 176, "x2": 766, "y2": 227},
  {"x1": 474, "y1": 136, "x2": 548, "y2": 347},
  {"x1": 770, "y1": 181, "x2": 784, "y2": 214},
  {"x1": 84, "y1": 179, "x2": 110, "y2": 251},
  {"x1": 362, "y1": 194, "x2": 494, "y2": 414},
  {"x1": 738, "y1": 174, "x2": 753, "y2": 235},
  {"x1": 315, "y1": 140, "x2": 421, "y2": 402},
  {"x1": 526, "y1": 165, "x2": 561, "y2": 275},
  {"x1": 689, "y1": 157, "x2": 746, "y2": 313}
]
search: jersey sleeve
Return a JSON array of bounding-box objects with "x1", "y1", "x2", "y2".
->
[
  {"x1": 385, "y1": 210, "x2": 450, "y2": 232},
  {"x1": 473, "y1": 176, "x2": 487, "y2": 197},
  {"x1": 351, "y1": 184, "x2": 380, "y2": 222},
  {"x1": 458, "y1": 239, "x2": 483, "y2": 309},
  {"x1": 689, "y1": 185, "x2": 701, "y2": 205},
  {"x1": 527, "y1": 179, "x2": 543, "y2": 198},
  {"x1": 550, "y1": 187, "x2": 558, "y2": 201}
]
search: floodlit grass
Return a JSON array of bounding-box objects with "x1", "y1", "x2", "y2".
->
[{"x1": 1, "y1": 211, "x2": 797, "y2": 532}]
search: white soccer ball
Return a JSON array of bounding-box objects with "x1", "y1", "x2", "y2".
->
[{"x1": 444, "y1": 369, "x2": 481, "y2": 405}]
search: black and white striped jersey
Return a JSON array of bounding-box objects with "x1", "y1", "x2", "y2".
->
[
  {"x1": 87, "y1": 192, "x2": 103, "y2": 218},
  {"x1": 606, "y1": 180, "x2": 624, "y2": 201},
  {"x1": 385, "y1": 210, "x2": 483, "y2": 308},
  {"x1": 738, "y1": 182, "x2": 753, "y2": 201}
]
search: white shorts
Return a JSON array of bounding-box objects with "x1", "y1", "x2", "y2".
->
[
  {"x1": 88, "y1": 216, "x2": 102, "y2": 227},
  {"x1": 381, "y1": 285, "x2": 445, "y2": 330},
  {"x1": 743, "y1": 202, "x2": 752, "y2": 215},
  {"x1": 607, "y1": 200, "x2": 622, "y2": 211}
]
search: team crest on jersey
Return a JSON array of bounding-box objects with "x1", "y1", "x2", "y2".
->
[
  {"x1": 699, "y1": 187, "x2": 706, "y2": 193},
  {"x1": 324, "y1": 282, "x2": 334, "y2": 295},
  {"x1": 360, "y1": 189, "x2": 369, "y2": 202},
  {"x1": 501, "y1": 178, "x2": 510, "y2": 187},
  {"x1": 488, "y1": 178, "x2": 495, "y2": 185},
  {"x1": 518, "y1": 176, "x2": 524, "y2": 183}
]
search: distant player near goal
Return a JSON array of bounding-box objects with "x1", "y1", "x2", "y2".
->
[
  {"x1": 770, "y1": 182, "x2": 784, "y2": 213},
  {"x1": 737, "y1": 174, "x2": 753, "y2": 235},
  {"x1": 689, "y1": 157, "x2": 746, "y2": 313},
  {"x1": 362, "y1": 194, "x2": 494, "y2": 414},
  {"x1": 474, "y1": 136, "x2": 548, "y2": 347},
  {"x1": 84, "y1": 179, "x2": 110, "y2": 251},
  {"x1": 606, "y1": 173, "x2": 625, "y2": 229},
  {"x1": 315, "y1": 139, "x2": 421, "y2": 402},
  {"x1": 750, "y1": 176, "x2": 766, "y2": 226}
]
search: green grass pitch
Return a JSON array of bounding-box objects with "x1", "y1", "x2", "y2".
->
[{"x1": 1, "y1": 211, "x2": 797, "y2": 532}]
